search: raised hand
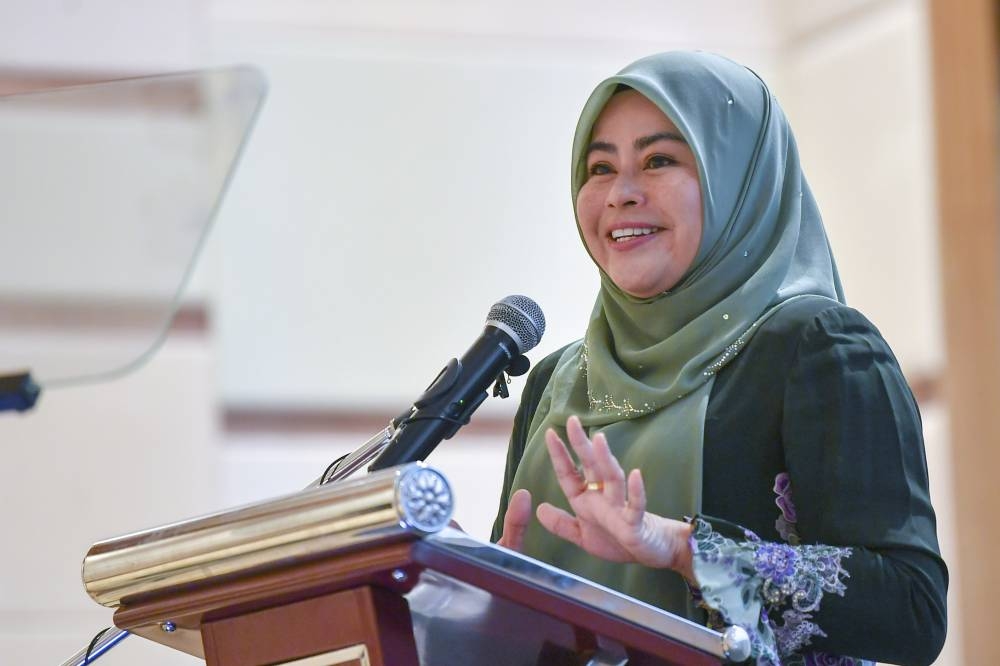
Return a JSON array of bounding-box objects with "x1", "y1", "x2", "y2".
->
[{"x1": 536, "y1": 416, "x2": 694, "y2": 580}]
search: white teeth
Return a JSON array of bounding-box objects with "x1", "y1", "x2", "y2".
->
[{"x1": 611, "y1": 227, "x2": 657, "y2": 240}]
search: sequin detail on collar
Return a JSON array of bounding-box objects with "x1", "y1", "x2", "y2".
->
[
  {"x1": 579, "y1": 322, "x2": 753, "y2": 418},
  {"x1": 580, "y1": 341, "x2": 658, "y2": 417},
  {"x1": 578, "y1": 340, "x2": 590, "y2": 372},
  {"x1": 587, "y1": 393, "x2": 655, "y2": 417},
  {"x1": 703, "y1": 322, "x2": 759, "y2": 377}
]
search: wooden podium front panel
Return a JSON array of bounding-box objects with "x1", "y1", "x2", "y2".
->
[{"x1": 201, "y1": 586, "x2": 418, "y2": 666}]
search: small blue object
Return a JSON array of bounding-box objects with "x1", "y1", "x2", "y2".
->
[{"x1": 0, "y1": 372, "x2": 41, "y2": 413}]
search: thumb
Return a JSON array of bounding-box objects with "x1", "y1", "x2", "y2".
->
[{"x1": 499, "y1": 489, "x2": 532, "y2": 551}]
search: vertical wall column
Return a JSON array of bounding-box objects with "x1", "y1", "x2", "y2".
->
[{"x1": 928, "y1": 0, "x2": 1000, "y2": 662}]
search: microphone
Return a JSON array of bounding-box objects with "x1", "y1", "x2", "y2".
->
[{"x1": 369, "y1": 295, "x2": 545, "y2": 471}]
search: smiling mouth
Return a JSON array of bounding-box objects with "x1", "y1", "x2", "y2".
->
[{"x1": 609, "y1": 227, "x2": 661, "y2": 243}]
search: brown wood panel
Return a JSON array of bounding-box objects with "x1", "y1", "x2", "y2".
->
[
  {"x1": 201, "y1": 586, "x2": 417, "y2": 666},
  {"x1": 928, "y1": 0, "x2": 1000, "y2": 662},
  {"x1": 223, "y1": 404, "x2": 517, "y2": 438},
  {"x1": 0, "y1": 66, "x2": 203, "y2": 114},
  {"x1": 0, "y1": 68, "x2": 116, "y2": 95},
  {"x1": 0, "y1": 298, "x2": 208, "y2": 334}
]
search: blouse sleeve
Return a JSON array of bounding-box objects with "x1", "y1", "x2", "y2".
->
[{"x1": 690, "y1": 307, "x2": 948, "y2": 666}]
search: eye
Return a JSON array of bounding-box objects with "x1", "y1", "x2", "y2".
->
[
  {"x1": 645, "y1": 154, "x2": 677, "y2": 169},
  {"x1": 587, "y1": 161, "x2": 614, "y2": 177}
]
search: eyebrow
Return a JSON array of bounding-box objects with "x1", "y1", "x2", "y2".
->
[
  {"x1": 636, "y1": 131, "x2": 687, "y2": 150},
  {"x1": 585, "y1": 131, "x2": 688, "y2": 159}
]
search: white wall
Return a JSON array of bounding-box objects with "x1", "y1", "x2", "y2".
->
[
  {"x1": 0, "y1": 334, "x2": 215, "y2": 665},
  {"x1": 205, "y1": 10, "x2": 781, "y2": 409}
]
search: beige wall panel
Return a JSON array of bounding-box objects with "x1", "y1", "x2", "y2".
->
[{"x1": 928, "y1": 0, "x2": 1000, "y2": 663}]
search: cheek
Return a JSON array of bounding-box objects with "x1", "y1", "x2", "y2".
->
[
  {"x1": 686, "y1": 193, "x2": 704, "y2": 235},
  {"x1": 674, "y1": 180, "x2": 704, "y2": 254},
  {"x1": 576, "y1": 186, "x2": 604, "y2": 243}
]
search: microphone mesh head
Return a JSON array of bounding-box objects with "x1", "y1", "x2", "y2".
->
[{"x1": 486, "y1": 295, "x2": 546, "y2": 354}]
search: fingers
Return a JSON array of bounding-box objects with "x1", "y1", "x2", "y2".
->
[
  {"x1": 591, "y1": 432, "x2": 627, "y2": 504},
  {"x1": 498, "y1": 489, "x2": 532, "y2": 551},
  {"x1": 565, "y1": 415, "x2": 598, "y2": 474},
  {"x1": 536, "y1": 502, "x2": 583, "y2": 547},
  {"x1": 563, "y1": 416, "x2": 627, "y2": 505},
  {"x1": 544, "y1": 428, "x2": 587, "y2": 499},
  {"x1": 624, "y1": 468, "x2": 646, "y2": 526}
]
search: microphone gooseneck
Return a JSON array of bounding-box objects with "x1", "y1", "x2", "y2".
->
[{"x1": 369, "y1": 295, "x2": 545, "y2": 471}]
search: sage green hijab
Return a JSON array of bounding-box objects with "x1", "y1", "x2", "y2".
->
[{"x1": 509, "y1": 51, "x2": 844, "y2": 614}]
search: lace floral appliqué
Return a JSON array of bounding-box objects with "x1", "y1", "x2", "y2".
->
[
  {"x1": 784, "y1": 652, "x2": 873, "y2": 665},
  {"x1": 688, "y1": 518, "x2": 856, "y2": 664}
]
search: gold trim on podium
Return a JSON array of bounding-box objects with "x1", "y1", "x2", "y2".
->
[{"x1": 82, "y1": 464, "x2": 452, "y2": 607}]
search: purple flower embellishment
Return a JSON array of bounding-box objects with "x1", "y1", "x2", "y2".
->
[
  {"x1": 773, "y1": 471, "x2": 791, "y2": 497},
  {"x1": 774, "y1": 473, "x2": 798, "y2": 522},
  {"x1": 773, "y1": 472, "x2": 800, "y2": 544},
  {"x1": 754, "y1": 542, "x2": 798, "y2": 584}
]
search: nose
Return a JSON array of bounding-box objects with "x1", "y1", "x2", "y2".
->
[{"x1": 606, "y1": 171, "x2": 646, "y2": 208}]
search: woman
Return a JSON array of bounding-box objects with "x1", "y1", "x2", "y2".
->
[{"x1": 490, "y1": 52, "x2": 947, "y2": 665}]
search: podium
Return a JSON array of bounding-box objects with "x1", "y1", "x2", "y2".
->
[{"x1": 82, "y1": 464, "x2": 750, "y2": 665}]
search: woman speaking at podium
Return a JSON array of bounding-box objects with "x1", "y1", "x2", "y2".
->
[{"x1": 491, "y1": 51, "x2": 947, "y2": 665}]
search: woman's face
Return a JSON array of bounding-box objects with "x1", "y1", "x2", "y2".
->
[{"x1": 577, "y1": 90, "x2": 703, "y2": 298}]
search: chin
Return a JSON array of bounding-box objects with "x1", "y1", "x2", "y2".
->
[
  {"x1": 607, "y1": 263, "x2": 678, "y2": 298},
  {"x1": 627, "y1": 289, "x2": 662, "y2": 299},
  {"x1": 614, "y1": 281, "x2": 662, "y2": 299}
]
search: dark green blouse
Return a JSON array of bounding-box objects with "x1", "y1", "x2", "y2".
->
[{"x1": 492, "y1": 298, "x2": 947, "y2": 665}]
